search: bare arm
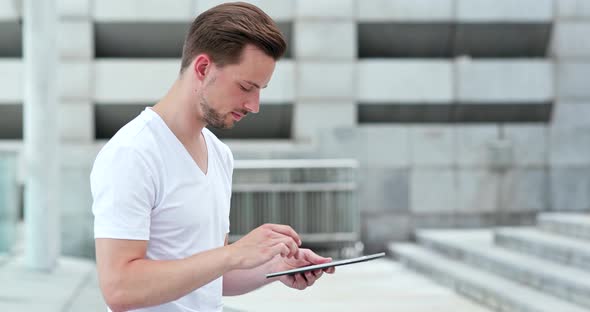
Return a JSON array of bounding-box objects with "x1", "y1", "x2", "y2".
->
[
  {"x1": 96, "y1": 239, "x2": 234, "y2": 312},
  {"x1": 96, "y1": 224, "x2": 301, "y2": 312},
  {"x1": 223, "y1": 259, "x2": 282, "y2": 296}
]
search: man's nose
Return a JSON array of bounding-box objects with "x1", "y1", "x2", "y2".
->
[{"x1": 244, "y1": 92, "x2": 260, "y2": 114}]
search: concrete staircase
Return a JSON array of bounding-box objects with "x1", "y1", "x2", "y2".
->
[{"x1": 390, "y1": 213, "x2": 590, "y2": 312}]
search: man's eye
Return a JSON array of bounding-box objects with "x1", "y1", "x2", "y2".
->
[{"x1": 240, "y1": 85, "x2": 252, "y2": 92}]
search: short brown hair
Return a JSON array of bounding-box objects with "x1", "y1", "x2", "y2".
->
[{"x1": 180, "y1": 2, "x2": 287, "y2": 72}]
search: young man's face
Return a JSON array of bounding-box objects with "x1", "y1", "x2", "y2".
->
[{"x1": 198, "y1": 45, "x2": 276, "y2": 129}]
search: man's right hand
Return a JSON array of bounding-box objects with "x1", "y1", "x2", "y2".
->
[{"x1": 228, "y1": 224, "x2": 301, "y2": 270}]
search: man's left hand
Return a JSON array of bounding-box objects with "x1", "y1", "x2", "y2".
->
[{"x1": 274, "y1": 248, "x2": 336, "y2": 290}]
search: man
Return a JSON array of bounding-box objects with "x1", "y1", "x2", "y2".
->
[{"x1": 90, "y1": 2, "x2": 334, "y2": 312}]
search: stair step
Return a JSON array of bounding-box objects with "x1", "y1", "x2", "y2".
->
[
  {"x1": 416, "y1": 229, "x2": 590, "y2": 309},
  {"x1": 391, "y1": 243, "x2": 587, "y2": 312},
  {"x1": 495, "y1": 227, "x2": 590, "y2": 271},
  {"x1": 538, "y1": 213, "x2": 590, "y2": 241}
]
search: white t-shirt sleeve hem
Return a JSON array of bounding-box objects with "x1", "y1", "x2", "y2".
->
[{"x1": 94, "y1": 226, "x2": 149, "y2": 240}]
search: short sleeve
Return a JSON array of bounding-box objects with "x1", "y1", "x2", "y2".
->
[{"x1": 91, "y1": 145, "x2": 156, "y2": 240}]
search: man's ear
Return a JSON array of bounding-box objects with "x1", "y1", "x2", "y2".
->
[{"x1": 193, "y1": 54, "x2": 211, "y2": 82}]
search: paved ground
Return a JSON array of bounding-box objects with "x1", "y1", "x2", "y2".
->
[
  {"x1": 0, "y1": 254, "x2": 104, "y2": 312},
  {"x1": 0, "y1": 252, "x2": 490, "y2": 312},
  {"x1": 224, "y1": 258, "x2": 491, "y2": 312}
]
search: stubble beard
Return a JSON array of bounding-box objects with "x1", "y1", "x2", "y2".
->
[
  {"x1": 199, "y1": 92, "x2": 232, "y2": 130},
  {"x1": 198, "y1": 75, "x2": 233, "y2": 130}
]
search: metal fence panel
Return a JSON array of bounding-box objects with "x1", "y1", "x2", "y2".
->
[{"x1": 229, "y1": 159, "x2": 360, "y2": 250}]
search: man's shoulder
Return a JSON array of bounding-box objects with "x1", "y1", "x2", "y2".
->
[{"x1": 94, "y1": 114, "x2": 161, "y2": 167}]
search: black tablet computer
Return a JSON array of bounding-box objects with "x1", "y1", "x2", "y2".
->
[{"x1": 265, "y1": 252, "x2": 386, "y2": 278}]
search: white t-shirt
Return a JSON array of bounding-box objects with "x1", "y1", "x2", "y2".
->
[{"x1": 91, "y1": 107, "x2": 233, "y2": 312}]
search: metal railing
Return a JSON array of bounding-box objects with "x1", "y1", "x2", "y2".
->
[{"x1": 229, "y1": 159, "x2": 360, "y2": 250}]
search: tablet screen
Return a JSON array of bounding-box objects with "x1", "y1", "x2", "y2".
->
[{"x1": 265, "y1": 252, "x2": 386, "y2": 278}]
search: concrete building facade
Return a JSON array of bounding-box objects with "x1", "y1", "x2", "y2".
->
[{"x1": 0, "y1": 0, "x2": 588, "y2": 256}]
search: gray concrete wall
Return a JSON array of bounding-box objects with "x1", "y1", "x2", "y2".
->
[
  {"x1": 0, "y1": 0, "x2": 588, "y2": 256},
  {"x1": 0, "y1": 151, "x2": 18, "y2": 252},
  {"x1": 549, "y1": 0, "x2": 590, "y2": 215}
]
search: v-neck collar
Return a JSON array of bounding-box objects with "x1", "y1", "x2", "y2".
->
[{"x1": 145, "y1": 107, "x2": 211, "y2": 178}]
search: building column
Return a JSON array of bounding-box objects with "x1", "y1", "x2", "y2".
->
[{"x1": 23, "y1": 0, "x2": 60, "y2": 271}]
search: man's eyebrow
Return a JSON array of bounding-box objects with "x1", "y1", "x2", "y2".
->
[{"x1": 244, "y1": 80, "x2": 268, "y2": 89}]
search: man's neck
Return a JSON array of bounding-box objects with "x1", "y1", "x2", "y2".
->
[{"x1": 152, "y1": 78, "x2": 206, "y2": 146}]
